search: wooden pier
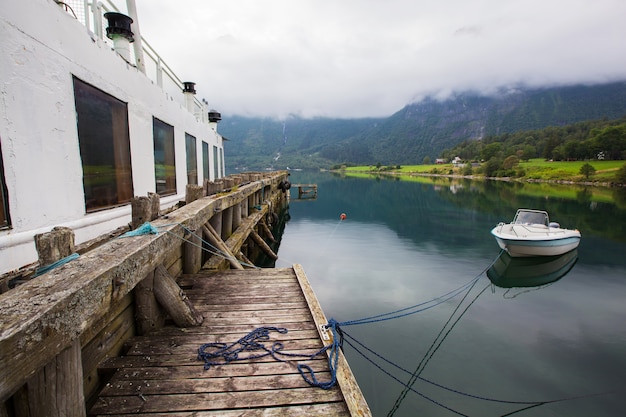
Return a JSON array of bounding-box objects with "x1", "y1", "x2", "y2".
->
[
  {"x1": 291, "y1": 183, "x2": 318, "y2": 200},
  {"x1": 89, "y1": 265, "x2": 371, "y2": 416},
  {"x1": 0, "y1": 172, "x2": 370, "y2": 416}
]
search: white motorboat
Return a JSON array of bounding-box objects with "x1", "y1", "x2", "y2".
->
[{"x1": 491, "y1": 209, "x2": 581, "y2": 257}]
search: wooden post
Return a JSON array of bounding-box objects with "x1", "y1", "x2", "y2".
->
[
  {"x1": 260, "y1": 220, "x2": 276, "y2": 242},
  {"x1": 134, "y1": 270, "x2": 165, "y2": 335},
  {"x1": 25, "y1": 340, "x2": 86, "y2": 417},
  {"x1": 250, "y1": 230, "x2": 278, "y2": 260},
  {"x1": 148, "y1": 192, "x2": 160, "y2": 220},
  {"x1": 222, "y1": 207, "x2": 233, "y2": 240},
  {"x1": 34, "y1": 226, "x2": 75, "y2": 267},
  {"x1": 233, "y1": 203, "x2": 242, "y2": 230},
  {"x1": 202, "y1": 224, "x2": 244, "y2": 270},
  {"x1": 209, "y1": 211, "x2": 222, "y2": 240},
  {"x1": 185, "y1": 184, "x2": 203, "y2": 204},
  {"x1": 247, "y1": 194, "x2": 255, "y2": 215},
  {"x1": 131, "y1": 196, "x2": 152, "y2": 229},
  {"x1": 242, "y1": 198, "x2": 249, "y2": 218},
  {"x1": 183, "y1": 229, "x2": 202, "y2": 274},
  {"x1": 238, "y1": 251, "x2": 254, "y2": 268},
  {"x1": 153, "y1": 264, "x2": 203, "y2": 327}
]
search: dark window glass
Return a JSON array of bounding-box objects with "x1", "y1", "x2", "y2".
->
[
  {"x1": 202, "y1": 141, "x2": 209, "y2": 181},
  {"x1": 213, "y1": 145, "x2": 219, "y2": 180},
  {"x1": 0, "y1": 139, "x2": 10, "y2": 228},
  {"x1": 153, "y1": 118, "x2": 176, "y2": 195},
  {"x1": 220, "y1": 148, "x2": 224, "y2": 177},
  {"x1": 73, "y1": 77, "x2": 133, "y2": 212},
  {"x1": 185, "y1": 133, "x2": 197, "y2": 185}
]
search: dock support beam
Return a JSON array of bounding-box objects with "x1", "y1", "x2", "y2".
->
[
  {"x1": 183, "y1": 229, "x2": 202, "y2": 274},
  {"x1": 24, "y1": 340, "x2": 86, "y2": 417}
]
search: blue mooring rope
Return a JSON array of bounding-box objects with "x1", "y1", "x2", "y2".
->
[
  {"x1": 118, "y1": 222, "x2": 159, "y2": 237},
  {"x1": 197, "y1": 322, "x2": 342, "y2": 389},
  {"x1": 34, "y1": 253, "x2": 79, "y2": 277},
  {"x1": 196, "y1": 252, "x2": 508, "y2": 390}
]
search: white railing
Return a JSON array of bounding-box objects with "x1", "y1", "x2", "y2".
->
[{"x1": 59, "y1": 0, "x2": 207, "y2": 121}]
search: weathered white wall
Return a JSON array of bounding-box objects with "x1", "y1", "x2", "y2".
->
[{"x1": 0, "y1": 0, "x2": 224, "y2": 273}]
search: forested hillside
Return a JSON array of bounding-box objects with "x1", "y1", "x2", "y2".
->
[
  {"x1": 440, "y1": 117, "x2": 626, "y2": 178},
  {"x1": 221, "y1": 82, "x2": 626, "y2": 171}
]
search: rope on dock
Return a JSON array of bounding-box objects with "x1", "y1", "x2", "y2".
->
[
  {"x1": 117, "y1": 221, "x2": 259, "y2": 269},
  {"x1": 197, "y1": 324, "x2": 342, "y2": 390},
  {"x1": 34, "y1": 253, "x2": 80, "y2": 277},
  {"x1": 119, "y1": 222, "x2": 159, "y2": 237}
]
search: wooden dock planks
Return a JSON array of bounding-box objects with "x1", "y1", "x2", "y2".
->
[{"x1": 89, "y1": 266, "x2": 371, "y2": 416}]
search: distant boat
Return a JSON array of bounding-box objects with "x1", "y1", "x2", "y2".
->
[
  {"x1": 487, "y1": 249, "x2": 578, "y2": 288},
  {"x1": 491, "y1": 209, "x2": 581, "y2": 257}
]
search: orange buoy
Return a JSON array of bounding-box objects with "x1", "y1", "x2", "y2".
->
[{"x1": 340, "y1": 213, "x2": 347, "y2": 220}]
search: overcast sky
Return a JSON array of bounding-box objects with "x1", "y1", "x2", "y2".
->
[{"x1": 133, "y1": 0, "x2": 626, "y2": 119}]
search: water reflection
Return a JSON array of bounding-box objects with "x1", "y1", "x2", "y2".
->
[
  {"x1": 278, "y1": 171, "x2": 626, "y2": 416},
  {"x1": 487, "y1": 249, "x2": 579, "y2": 289}
]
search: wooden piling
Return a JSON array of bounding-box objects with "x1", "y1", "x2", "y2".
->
[
  {"x1": 202, "y1": 224, "x2": 244, "y2": 270},
  {"x1": 222, "y1": 206, "x2": 234, "y2": 240},
  {"x1": 134, "y1": 270, "x2": 165, "y2": 335},
  {"x1": 26, "y1": 340, "x2": 86, "y2": 417},
  {"x1": 131, "y1": 196, "x2": 152, "y2": 230},
  {"x1": 185, "y1": 184, "x2": 204, "y2": 204},
  {"x1": 183, "y1": 229, "x2": 202, "y2": 274},
  {"x1": 153, "y1": 264, "x2": 203, "y2": 327},
  {"x1": 34, "y1": 226, "x2": 75, "y2": 267},
  {"x1": 251, "y1": 230, "x2": 278, "y2": 260}
]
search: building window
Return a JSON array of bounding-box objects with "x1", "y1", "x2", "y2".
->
[
  {"x1": 185, "y1": 133, "x2": 197, "y2": 185},
  {"x1": 73, "y1": 77, "x2": 133, "y2": 212},
  {"x1": 220, "y1": 147, "x2": 225, "y2": 177},
  {"x1": 153, "y1": 118, "x2": 176, "y2": 195},
  {"x1": 213, "y1": 145, "x2": 219, "y2": 180},
  {"x1": 202, "y1": 141, "x2": 209, "y2": 181},
  {"x1": 0, "y1": 140, "x2": 10, "y2": 229}
]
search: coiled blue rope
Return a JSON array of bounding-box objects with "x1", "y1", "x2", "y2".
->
[{"x1": 197, "y1": 323, "x2": 342, "y2": 389}]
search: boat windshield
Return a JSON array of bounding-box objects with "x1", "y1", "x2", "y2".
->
[{"x1": 513, "y1": 210, "x2": 549, "y2": 226}]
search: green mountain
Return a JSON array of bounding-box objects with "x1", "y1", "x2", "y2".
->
[{"x1": 220, "y1": 82, "x2": 626, "y2": 170}]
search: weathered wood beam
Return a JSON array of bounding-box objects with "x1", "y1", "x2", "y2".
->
[
  {"x1": 134, "y1": 270, "x2": 165, "y2": 335},
  {"x1": 237, "y1": 251, "x2": 254, "y2": 268},
  {"x1": 183, "y1": 229, "x2": 202, "y2": 274},
  {"x1": 202, "y1": 224, "x2": 244, "y2": 270},
  {"x1": 34, "y1": 226, "x2": 75, "y2": 267},
  {"x1": 260, "y1": 219, "x2": 277, "y2": 242},
  {"x1": 251, "y1": 230, "x2": 278, "y2": 260},
  {"x1": 25, "y1": 339, "x2": 86, "y2": 417},
  {"x1": 153, "y1": 264, "x2": 203, "y2": 327},
  {"x1": 203, "y1": 206, "x2": 268, "y2": 270},
  {"x1": 185, "y1": 184, "x2": 203, "y2": 204}
]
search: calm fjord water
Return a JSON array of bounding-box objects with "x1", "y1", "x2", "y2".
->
[{"x1": 275, "y1": 172, "x2": 626, "y2": 417}]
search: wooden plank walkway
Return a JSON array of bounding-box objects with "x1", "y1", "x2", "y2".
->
[{"x1": 89, "y1": 265, "x2": 371, "y2": 416}]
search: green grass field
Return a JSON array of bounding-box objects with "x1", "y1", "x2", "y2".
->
[{"x1": 344, "y1": 159, "x2": 625, "y2": 183}]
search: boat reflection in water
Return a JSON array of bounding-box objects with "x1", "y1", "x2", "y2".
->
[{"x1": 487, "y1": 249, "x2": 578, "y2": 288}]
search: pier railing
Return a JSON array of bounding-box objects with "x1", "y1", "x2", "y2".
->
[
  {"x1": 0, "y1": 172, "x2": 289, "y2": 414},
  {"x1": 60, "y1": 0, "x2": 208, "y2": 120}
]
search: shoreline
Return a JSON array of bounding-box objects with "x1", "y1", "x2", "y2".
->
[{"x1": 338, "y1": 170, "x2": 626, "y2": 188}]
